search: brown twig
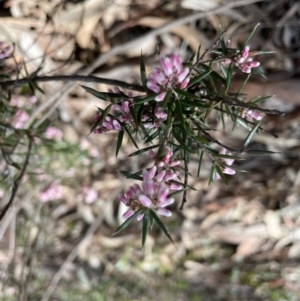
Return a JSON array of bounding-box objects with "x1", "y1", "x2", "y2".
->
[
  {"x1": 0, "y1": 75, "x2": 145, "y2": 92},
  {"x1": 195, "y1": 31, "x2": 226, "y2": 65},
  {"x1": 0, "y1": 134, "x2": 33, "y2": 222}
]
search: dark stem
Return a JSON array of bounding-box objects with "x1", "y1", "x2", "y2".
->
[
  {"x1": 0, "y1": 75, "x2": 145, "y2": 92},
  {"x1": 179, "y1": 138, "x2": 189, "y2": 211},
  {"x1": 0, "y1": 134, "x2": 33, "y2": 221},
  {"x1": 195, "y1": 31, "x2": 226, "y2": 65}
]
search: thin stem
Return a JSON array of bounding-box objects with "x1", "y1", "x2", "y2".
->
[
  {"x1": 179, "y1": 136, "x2": 188, "y2": 211},
  {"x1": 194, "y1": 31, "x2": 226, "y2": 65},
  {"x1": 0, "y1": 134, "x2": 33, "y2": 221},
  {"x1": 0, "y1": 75, "x2": 145, "y2": 92}
]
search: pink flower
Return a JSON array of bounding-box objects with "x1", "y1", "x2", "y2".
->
[
  {"x1": 93, "y1": 115, "x2": 121, "y2": 134},
  {"x1": 223, "y1": 46, "x2": 260, "y2": 74},
  {"x1": 142, "y1": 105, "x2": 168, "y2": 129},
  {"x1": 119, "y1": 169, "x2": 175, "y2": 220},
  {"x1": 39, "y1": 181, "x2": 62, "y2": 202},
  {"x1": 82, "y1": 187, "x2": 98, "y2": 204},
  {"x1": 13, "y1": 110, "x2": 29, "y2": 129},
  {"x1": 112, "y1": 90, "x2": 134, "y2": 125},
  {"x1": 147, "y1": 53, "x2": 190, "y2": 102},
  {"x1": 242, "y1": 108, "x2": 264, "y2": 121},
  {"x1": 44, "y1": 126, "x2": 63, "y2": 140},
  {"x1": 215, "y1": 148, "x2": 236, "y2": 180},
  {"x1": 149, "y1": 147, "x2": 180, "y2": 169}
]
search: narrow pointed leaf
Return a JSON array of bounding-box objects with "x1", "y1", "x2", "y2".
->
[
  {"x1": 236, "y1": 72, "x2": 251, "y2": 96},
  {"x1": 208, "y1": 165, "x2": 216, "y2": 186},
  {"x1": 81, "y1": 85, "x2": 110, "y2": 101},
  {"x1": 134, "y1": 93, "x2": 156, "y2": 105},
  {"x1": 225, "y1": 62, "x2": 234, "y2": 94},
  {"x1": 144, "y1": 129, "x2": 160, "y2": 144},
  {"x1": 215, "y1": 164, "x2": 228, "y2": 186},
  {"x1": 123, "y1": 126, "x2": 139, "y2": 149},
  {"x1": 243, "y1": 121, "x2": 260, "y2": 148},
  {"x1": 129, "y1": 105, "x2": 138, "y2": 129},
  {"x1": 140, "y1": 53, "x2": 147, "y2": 90},
  {"x1": 128, "y1": 144, "x2": 159, "y2": 157},
  {"x1": 187, "y1": 70, "x2": 212, "y2": 88},
  {"x1": 148, "y1": 211, "x2": 154, "y2": 229},
  {"x1": 162, "y1": 90, "x2": 173, "y2": 108},
  {"x1": 116, "y1": 130, "x2": 124, "y2": 157},
  {"x1": 113, "y1": 208, "x2": 143, "y2": 236},
  {"x1": 249, "y1": 95, "x2": 273, "y2": 104},
  {"x1": 197, "y1": 150, "x2": 204, "y2": 178},
  {"x1": 240, "y1": 23, "x2": 260, "y2": 50},
  {"x1": 89, "y1": 104, "x2": 112, "y2": 134},
  {"x1": 119, "y1": 170, "x2": 142, "y2": 181},
  {"x1": 149, "y1": 210, "x2": 174, "y2": 245},
  {"x1": 252, "y1": 67, "x2": 267, "y2": 80},
  {"x1": 142, "y1": 214, "x2": 149, "y2": 249},
  {"x1": 246, "y1": 150, "x2": 278, "y2": 155},
  {"x1": 174, "y1": 98, "x2": 185, "y2": 129}
]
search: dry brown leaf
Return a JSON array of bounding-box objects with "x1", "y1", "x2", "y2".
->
[
  {"x1": 138, "y1": 16, "x2": 210, "y2": 52},
  {"x1": 233, "y1": 237, "x2": 267, "y2": 259},
  {"x1": 208, "y1": 223, "x2": 268, "y2": 245},
  {"x1": 52, "y1": 0, "x2": 107, "y2": 48},
  {"x1": 288, "y1": 242, "x2": 300, "y2": 259}
]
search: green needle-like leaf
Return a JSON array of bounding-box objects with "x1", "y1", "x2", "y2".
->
[
  {"x1": 249, "y1": 95, "x2": 273, "y2": 105},
  {"x1": 134, "y1": 93, "x2": 157, "y2": 105},
  {"x1": 174, "y1": 98, "x2": 185, "y2": 129},
  {"x1": 252, "y1": 67, "x2": 267, "y2": 80},
  {"x1": 149, "y1": 211, "x2": 154, "y2": 229},
  {"x1": 142, "y1": 214, "x2": 149, "y2": 250},
  {"x1": 215, "y1": 164, "x2": 228, "y2": 186},
  {"x1": 197, "y1": 150, "x2": 204, "y2": 178},
  {"x1": 240, "y1": 23, "x2": 260, "y2": 50},
  {"x1": 243, "y1": 121, "x2": 260, "y2": 148},
  {"x1": 149, "y1": 210, "x2": 174, "y2": 245},
  {"x1": 128, "y1": 144, "x2": 159, "y2": 157},
  {"x1": 246, "y1": 150, "x2": 278, "y2": 156},
  {"x1": 123, "y1": 126, "x2": 139, "y2": 149},
  {"x1": 140, "y1": 53, "x2": 147, "y2": 90},
  {"x1": 116, "y1": 130, "x2": 124, "y2": 157},
  {"x1": 113, "y1": 209, "x2": 143, "y2": 236},
  {"x1": 129, "y1": 105, "x2": 139, "y2": 130},
  {"x1": 119, "y1": 170, "x2": 142, "y2": 181},
  {"x1": 81, "y1": 85, "x2": 111, "y2": 101},
  {"x1": 208, "y1": 165, "x2": 216, "y2": 186},
  {"x1": 187, "y1": 70, "x2": 212, "y2": 88},
  {"x1": 89, "y1": 104, "x2": 112, "y2": 135},
  {"x1": 162, "y1": 90, "x2": 173, "y2": 108},
  {"x1": 225, "y1": 62, "x2": 234, "y2": 94}
]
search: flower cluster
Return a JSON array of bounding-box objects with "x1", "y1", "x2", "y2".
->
[
  {"x1": 119, "y1": 147, "x2": 182, "y2": 220},
  {"x1": 93, "y1": 89, "x2": 169, "y2": 133},
  {"x1": 242, "y1": 107, "x2": 264, "y2": 121},
  {"x1": 147, "y1": 53, "x2": 190, "y2": 101},
  {"x1": 223, "y1": 46, "x2": 260, "y2": 73},
  {"x1": 119, "y1": 172, "x2": 175, "y2": 220},
  {"x1": 111, "y1": 88, "x2": 134, "y2": 125},
  {"x1": 93, "y1": 115, "x2": 121, "y2": 134},
  {"x1": 215, "y1": 148, "x2": 236, "y2": 180},
  {"x1": 142, "y1": 105, "x2": 167, "y2": 129},
  {"x1": 13, "y1": 110, "x2": 29, "y2": 129},
  {"x1": 39, "y1": 180, "x2": 62, "y2": 202}
]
